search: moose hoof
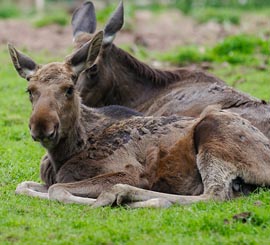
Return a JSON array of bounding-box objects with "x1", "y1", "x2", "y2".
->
[
  {"x1": 92, "y1": 184, "x2": 133, "y2": 208},
  {"x1": 92, "y1": 191, "x2": 117, "y2": 208},
  {"x1": 15, "y1": 181, "x2": 35, "y2": 195}
]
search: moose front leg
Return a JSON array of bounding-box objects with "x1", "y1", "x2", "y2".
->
[
  {"x1": 48, "y1": 171, "x2": 138, "y2": 205},
  {"x1": 15, "y1": 181, "x2": 49, "y2": 199},
  {"x1": 40, "y1": 154, "x2": 56, "y2": 187},
  {"x1": 15, "y1": 154, "x2": 55, "y2": 200}
]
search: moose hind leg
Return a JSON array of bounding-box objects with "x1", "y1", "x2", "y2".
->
[
  {"x1": 93, "y1": 153, "x2": 240, "y2": 208},
  {"x1": 196, "y1": 152, "x2": 237, "y2": 200}
]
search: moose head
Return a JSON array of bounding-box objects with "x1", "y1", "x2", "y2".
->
[
  {"x1": 8, "y1": 31, "x2": 104, "y2": 149},
  {"x1": 71, "y1": 1, "x2": 154, "y2": 108}
]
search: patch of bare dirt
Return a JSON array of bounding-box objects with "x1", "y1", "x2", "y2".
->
[
  {"x1": 118, "y1": 10, "x2": 226, "y2": 50},
  {"x1": 0, "y1": 20, "x2": 72, "y2": 52},
  {"x1": 0, "y1": 10, "x2": 269, "y2": 54},
  {"x1": 118, "y1": 10, "x2": 270, "y2": 51},
  {"x1": 0, "y1": 19, "x2": 72, "y2": 54}
]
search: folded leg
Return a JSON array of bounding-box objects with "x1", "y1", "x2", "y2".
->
[
  {"x1": 48, "y1": 171, "x2": 139, "y2": 205},
  {"x1": 16, "y1": 181, "x2": 49, "y2": 199},
  {"x1": 93, "y1": 151, "x2": 239, "y2": 208},
  {"x1": 93, "y1": 183, "x2": 211, "y2": 208}
]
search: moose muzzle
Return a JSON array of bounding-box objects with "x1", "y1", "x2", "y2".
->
[{"x1": 29, "y1": 105, "x2": 60, "y2": 148}]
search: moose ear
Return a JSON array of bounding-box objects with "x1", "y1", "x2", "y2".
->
[
  {"x1": 8, "y1": 44, "x2": 37, "y2": 80},
  {"x1": 72, "y1": 1, "x2": 97, "y2": 39},
  {"x1": 103, "y1": 1, "x2": 124, "y2": 45},
  {"x1": 67, "y1": 31, "x2": 103, "y2": 75}
]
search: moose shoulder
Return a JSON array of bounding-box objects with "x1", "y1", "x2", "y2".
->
[
  {"x1": 71, "y1": 1, "x2": 270, "y2": 140},
  {"x1": 9, "y1": 32, "x2": 270, "y2": 208}
]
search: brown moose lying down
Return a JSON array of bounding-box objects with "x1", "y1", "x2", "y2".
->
[
  {"x1": 8, "y1": 31, "x2": 270, "y2": 208},
  {"x1": 71, "y1": 1, "x2": 270, "y2": 141}
]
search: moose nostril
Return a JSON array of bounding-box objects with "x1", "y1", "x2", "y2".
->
[
  {"x1": 47, "y1": 123, "x2": 59, "y2": 140},
  {"x1": 48, "y1": 130, "x2": 55, "y2": 139},
  {"x1": 31, "y1": 134, "x2": 37, "y2": 141},
  {"x1": 55, "y1": 123, "x2": 59, "y2": 131}
]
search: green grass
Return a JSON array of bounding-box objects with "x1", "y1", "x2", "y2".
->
[
  {"x1": 157, "y1": 34, "x2": 270, "y2": 67},
  {"x1": 1, "y1": 193, "x2": 270, "y2": 244},
  {"x1": 0, "y1": 3, "x2": 20, "y2": 19},
  {"x1": 0, "y1": 1, "x2": 70, "y2": 26},
  {"x1": 174, "y1": 0, "x2": 270, "y2": 13},
  {"x1": 33, "y1": 10, "x2": 70, "y2": 27},
  {"x1": 192, "y1": 8, "x2": 241, "y2": 25},
  {"x1": 211, "y1": 64, "x2": 270, "y2": 101},
  {"x1": 1, "y1": 31, "x2": 270, "y2": 244}
]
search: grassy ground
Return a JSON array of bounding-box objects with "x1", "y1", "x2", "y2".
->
[{"x1": 0, "y1": 29, "x2": 270, "y2": 244}]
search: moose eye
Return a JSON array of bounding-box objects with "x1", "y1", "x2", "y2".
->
[
  {"x1": 65, "y1": 86, "x2": 74, "y2": 97},
  {"x1": 86, "y1": 64, "x2": 98, "y2": 79},
  {"x1": 26, "y1": 89, "x2": 33, "y2": 100},
  {"x1": 89, "y1": 64, "x2": 98, "y2": 74},
  {"x1": 71, "y1": 74, "x2": 78, "y2": 83}
]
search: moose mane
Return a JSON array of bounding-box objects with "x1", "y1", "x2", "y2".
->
[
  {"x1": 107, "y1": 45, "x2": 186, "y2": 87},
  {"x1": 107, "y1": 44, "x2": 226, "y2": 87}
]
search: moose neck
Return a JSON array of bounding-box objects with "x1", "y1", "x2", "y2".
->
[
  {"x1": 46, "y1": 104, "x2": 102, "y2": 172},
  {"x1": 102, "y1": 45, "x2": 183, "y2": 108}
]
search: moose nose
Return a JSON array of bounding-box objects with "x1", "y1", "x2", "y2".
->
[{"x1": 30, "y1": 123, "x2": 59, "y2": 143}]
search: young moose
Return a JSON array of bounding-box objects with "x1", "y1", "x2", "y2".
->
[
  {"x1": 9, "y1": 31, "x2": 270, "y2": 208},
  {"x1": 72, "y1": 1, "x2": 270, "y2": 140}
]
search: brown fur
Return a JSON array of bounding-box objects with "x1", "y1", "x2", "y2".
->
[
  {"x1": 9, "y1": 40, "x2": 270, "y2": 206},
  {"x1": 72, "y1": 3, "x2": 270, "y2": 141}
]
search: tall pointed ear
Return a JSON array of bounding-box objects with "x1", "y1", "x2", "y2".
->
[
  {"x1": 103, "y1": 1, "x2": 124, "y2": 45},
  {"x1": 66, "y1": 31, "x2": 103, "y2": 76},
  {"x1": 72, "y1": 1, "x2": 97, "y2": 39},
  {"x1": 8, "y1": 44, "x2": 38, "y2": 80}
]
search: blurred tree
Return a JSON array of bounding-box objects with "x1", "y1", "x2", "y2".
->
[{"x1": 36, "y1": 0, "x2": 45, "y2": 13}]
